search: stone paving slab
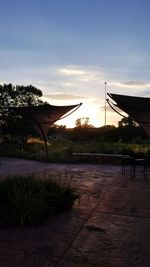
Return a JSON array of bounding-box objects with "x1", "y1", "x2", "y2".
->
[
  {"x1": 0, "y1": 246, "x2": 57, "y2": 267},
  {"x1": 96, "y1": 186, "x2": 150, "y2": 218},
  {"x1": 61, "y1": 213, "x2": 150, "y2": 267},
  {"x1": 0, "y1": 211, "x2": 89, "y2": 258}
]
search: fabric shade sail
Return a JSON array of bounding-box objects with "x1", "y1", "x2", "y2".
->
[
  {"x1": 10, "y1": 103, "x2": 82, "y2": 136},
  {"x1": 107, "y1": 93, "x2": 150, "y2": 137},
  {"x1": 9, "y1": 102, "x2": 82, "y2": 159}
]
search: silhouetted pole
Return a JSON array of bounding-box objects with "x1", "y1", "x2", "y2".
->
[{"x1": 104, "y1": 82, "x2": 107, "y2": 126}]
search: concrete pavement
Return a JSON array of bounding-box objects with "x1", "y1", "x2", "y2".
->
[{"x1": 0, "y1": 157, "x2": 150, "y2": 267}]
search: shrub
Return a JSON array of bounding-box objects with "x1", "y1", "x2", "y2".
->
[{"x1": 0, "y1": 175, "x2": 78, "y2": 227}]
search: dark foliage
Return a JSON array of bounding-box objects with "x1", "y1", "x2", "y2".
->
[
  {"x1": 0, "y1": 175, "x2": 78, "y2": 227},
  {"x1": 60, "y1": 125, "x2": 148, "y2": 143},
  {"x1": 0, "y1": 83, "x2": 45, "y2": 141}
]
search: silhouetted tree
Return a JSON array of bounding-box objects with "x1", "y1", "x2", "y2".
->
[
  {"x1": 118, "y1": 116, "x2": 138, "y2": 128},
  {"x1": 75, "y1": 117, "x2": 93, "y2": 128},
  {"x1": 0, "y1": 83, "x2": 45, "y2": 141},
  {"x1": 0, "y1": 83, "x2": 43, "y2": 108}
]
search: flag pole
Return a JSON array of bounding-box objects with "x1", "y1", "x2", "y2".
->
[{"x1": 104, "y1": 82, "x2": 107, "y2": 126}]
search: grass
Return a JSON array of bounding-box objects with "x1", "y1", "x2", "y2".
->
[
  {"x1": 0, "y1": 175, "x2": 78, "y2": 227},
  {"x1": 1, "y1": 137, "x2": 150, "y2": 163}
]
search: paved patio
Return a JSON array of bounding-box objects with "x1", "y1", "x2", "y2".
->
[{"x1": 0, "y1": 157, "x2": 150, "y2": 267}]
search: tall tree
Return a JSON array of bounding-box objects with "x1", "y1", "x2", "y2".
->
[
  {"x1": 0, "y1": 83, "x2": 43, "y2": 108},
  {"x1": 0, "y1": 83, "x2": 45, "y2": 139}
]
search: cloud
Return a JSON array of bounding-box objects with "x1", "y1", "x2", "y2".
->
[
  {"x1": 110, "y1": 80, "x2": 150, "y2": 89},
  {"x1": 44, "y1": 93, "x2": 88, "y2": 100},
  {"x1": 59, "y1": 65, "x2": 105, "y2": 83},
  {"x1": 60, "y1": 68, "x2": 86, "y2": 76},
  {"x1": 123, "y1": 81, "x2": 150, "y2": 88}
]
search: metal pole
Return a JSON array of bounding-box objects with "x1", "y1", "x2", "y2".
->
[{"x1": 104, "y1": 82, "x2": 107, "y2": 126}]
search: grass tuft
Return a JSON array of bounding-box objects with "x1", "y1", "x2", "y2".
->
[{"x1": 0, "y1": 175, "x2": 78, "y2": 227}]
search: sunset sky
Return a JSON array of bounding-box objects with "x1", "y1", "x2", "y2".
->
[{"x1": 1, "y1": 0, "x2": 150, "y2": 127}]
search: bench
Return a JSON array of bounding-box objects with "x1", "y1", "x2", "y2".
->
[{"x1": 72, "y1": 153, "x2": 123, "y2": 164}]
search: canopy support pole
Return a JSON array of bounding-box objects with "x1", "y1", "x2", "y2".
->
[{"x1": 34, "y1": 122, "x2": 49, "y2": 160}]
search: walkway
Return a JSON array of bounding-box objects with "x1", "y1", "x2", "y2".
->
[{"x1": 0, "y1": 157, "x2": 150, "y2": 267}]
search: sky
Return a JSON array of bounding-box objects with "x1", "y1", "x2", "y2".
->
[{"x1": 1, "y1": 0, "x2": 150, "y2": 127}]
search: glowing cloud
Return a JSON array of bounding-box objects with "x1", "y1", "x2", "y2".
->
[
  {"x1": 110, "y1": 81, "x2": 150, "y2": 89},
  {"x1": 59, "y1": 65, "x2": 105, "y2": 83},
  {"x1": 44, "y1": 93, "x2": 87, "y2": 100},
  {"x1": 60, "y1": 68, "x2": 87, "y2": 76}
]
